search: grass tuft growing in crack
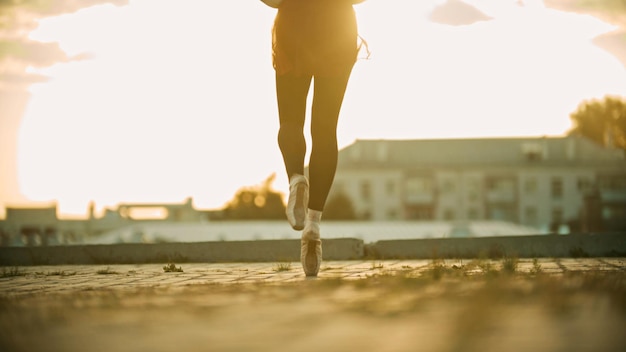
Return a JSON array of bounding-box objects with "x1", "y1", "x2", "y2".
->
[
  {"x1": 273, "y1": 262, "x2": 292, "y2": 272},
  {"x1": 42, "y1": 270, "x2": 76, "y2": 277},
  {"x1": 96, "y1": 267, "x2": 119, "y2": 275},
  {"x1": 163, "y1": 263, "x2": 183, "y2": 273},
  {"x1": 530, "y1": 258, "x2": 543, "y2": 275},
  {"x1": 371, "y1": 261, "x2": 384, "y2": 269},
  {"x1": 1, "y1": 267, "x2": 24, "y2": 278},
  {"x1": 501, "y1": 255, "x2": 519, "y2": 275}
]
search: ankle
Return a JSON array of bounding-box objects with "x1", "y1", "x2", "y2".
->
[
  {"x1": 302, "y1": 225, "x2": 320, "y2": 240},
  {"x1": 306, "y1": 209, "x2": 322, "y2": 223},
  {"x1": 303, "y1": 209, "x2": 322, "y2": 240},
  {"x1": 289, "y1": 174, "x2": 308, "y2": 187}
]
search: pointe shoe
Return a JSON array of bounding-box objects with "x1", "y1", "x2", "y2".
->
[
  {"x1": 301, "y1": 228, "x2": 322, "y2": 277},
  {"x1": 286, "y1": 175, "x2": 308, "y2": 231}
]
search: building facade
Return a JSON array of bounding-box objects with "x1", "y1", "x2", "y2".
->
[
  {"x1": 0, "y1": 198, "x2": 209, "y2": 246},
  {"x1": 329, "y1": 136, "x2": 626, "y2": 231}
]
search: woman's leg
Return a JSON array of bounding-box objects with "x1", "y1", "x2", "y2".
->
[
  {"x1": 276, "y1": 73, "x2": 313, "y2": 178},
  {"x1": 308, "y1": 69, "x2": 353, "y2": 211},
  {"x1": 300, "y1": 69, "x2": 352, "y2": 276},
  {"x1": 277, "y1": 73, "x2": 313, "y2": 230}
]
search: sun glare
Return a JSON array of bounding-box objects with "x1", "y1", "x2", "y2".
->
[
  {"x1": 15, "y1": 0, "x2": 626, "y2": 217},
  {"x1": 126, "y1": 207, "x2": 169, "y2": 220}
]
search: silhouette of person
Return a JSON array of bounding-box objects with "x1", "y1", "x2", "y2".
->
[{"x1": 261, "y1": 0, "x2": 366, "y2": 276}]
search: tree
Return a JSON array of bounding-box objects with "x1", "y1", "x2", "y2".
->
[
  {"x1": 221, "y1": 174, "x2": 286, "y2": 220},
  {"x1": 323, "y1": 191, "x2": 357, "y2": 220},
  {"x1": 569, "y1": 95, "x2": 626, "y2": 150}
]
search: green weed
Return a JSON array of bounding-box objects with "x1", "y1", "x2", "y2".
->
[
  {"x1": 530, "y1": 258, "x2": 543, "y2": 275},
  {"x1": 469, "y1": 258, "x2": 498, "y2": 278},
  {"x1": 45, "y1": 270, "x2": 76, "y2": 276},
  {"x1": 371, "y1": 262, "x2": 384, "y2": 269},
  {"x1": 0, "y1": 267, "x2": 24, "y2": 278},
  {"x1": 501, "y1": 256, "x2": 519, "y2": 274},
  {"x1": 273, "y1": 262, "x2": 292, "y2": 272},
  {"x1": 97, "y1": 267, "x2": 119, "y2": 275},
  {"x1": 163, "y1": 263, "x2": 183, "y2": 273},
  {"x1": 429, "y1": 258, "x2": 447, "y2": 280}
]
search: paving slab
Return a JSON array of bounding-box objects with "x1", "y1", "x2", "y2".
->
[{"x1": 0, "y1": 259, "x2": 625, "y2": 352}]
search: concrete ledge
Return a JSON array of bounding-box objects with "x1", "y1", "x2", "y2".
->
[
  {"x1": 2, "y1": 234, "x2": 625, "y2": 265},
  {"x1": 367, "y1": 233, "x2": 626, "y2": 259},
  {"x1": 0, "y1": 238, "x2": 364, "y2": 266}
]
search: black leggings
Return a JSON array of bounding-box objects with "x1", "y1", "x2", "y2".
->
[{"x1": 276, "y1": 70, "x2": 352, "y2": 211}]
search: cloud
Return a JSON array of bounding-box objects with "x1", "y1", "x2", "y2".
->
[
  {"x1": 544, "y1": 0, "x2": 626, "y2": 67},
  {"x1": 430, "y1": 0, "x2": 492, "y2": 26},
  {"x1": 0, "y1": 39, "x2": 68, "y2": 66},
  {"x1": 0, "y1": 72, "x2": 48, "y2": 87},
  {"x1": 0, "y1": 0, "x2": 129, "y2": 89},
  {"x1": 593, "y1": 30, "x2": 626, "y2": 68},
  {"x1": 0, "y1": 38, "x2": 94, "y2": 91},
  {"x1": 0, "y1": 0, "x2": 129, "y2": 20},
  {"x1": 0, "y1": 0, "x2": 129, "y2": 212}
]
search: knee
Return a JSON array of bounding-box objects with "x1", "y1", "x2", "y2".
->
[{"x1": 311, "y1": 122, "x2": 337, "y2": 142}]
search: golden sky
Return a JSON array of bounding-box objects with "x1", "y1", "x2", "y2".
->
[{"x1": 1, "y1": 0, "x2": 625, "y2": 218}]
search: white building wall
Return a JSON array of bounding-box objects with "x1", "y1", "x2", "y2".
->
[
  {"x1": 462, "y1": 172, "x2": 485, "y2": 220},
  {"x1": 560, "y1": 169, "x2": 593, "y2": 221},
  {"x1": 518, "y1": 171, "x2": 544, "y2": 227},
  {"x1": 331, "y1": 169, "x2": 403, "y2": 221},
  {"x1": 435, "y1": 171, "x2": 463, "y2": 221},
  {"x1": 517, "y1": 168, "x2": 594, "y2": 229},
  {"x1": 334, "y1": 162, "x2": 614, "y2": 227}
]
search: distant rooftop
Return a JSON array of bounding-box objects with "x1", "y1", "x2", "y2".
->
[{"x1": 338, "y1": 135, "x2": 625, "y2": 169}]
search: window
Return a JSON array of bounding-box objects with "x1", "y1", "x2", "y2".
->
[
  {"x1": 468, "y1": 208, "x2": 479, "y2": 220},
  {"x1": 525, "y1": 206, "x2": 537, "y2": 224},
  {"x1": 443, "y1": 208, "x2": 455, "y2": 220},
  {"x1": 467, "y1": 179, "x2": 480, "y2": 202},
  {"x1": 441, "y1": 179, "x2": 456, "y2": 194},
  {"x1": 522, "y1": 142, "x2": 544, "y2": 161},
  {"x1": 598, "y1": 175, "x2": 626, "y2": 190},
  {"x1": 486, "y1": 177, "x2": 516, "y2": 192},
  {"x1": 485, "y1": 176, "x2": 517, "y2": 202},
  {"x1": 406, "y1": 177, "x2": 433, "y2": 194},
  {"x1": 551, "y1": 207, "x2": 563, "y2": 225},
  {"x1": 551, "y1": 177, "x2": 563, "y2": 199},
  {"x1": 577, "y1": 178, "x2": 591, "y2": 192},
  {"x1": 524, "y1": 178, "x2": 538, "y2": 194},
  {"x1": 487, "y1": 205, "x2": 517, "y2": 222},
  {"x1": 405, "y1": 206, "x2": 434, "y2": 220}
]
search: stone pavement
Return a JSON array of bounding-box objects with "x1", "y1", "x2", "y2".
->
[
  {"x1": 1, "y1": 258, "x2": 625, "y2": 352},
  {"x1": 0, "y1": 258, "x2": 625, "y2": 296}
]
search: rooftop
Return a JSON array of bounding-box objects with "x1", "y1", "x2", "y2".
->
[{"x1": 338, "y1": 135, "x2": 626, "y2": 168}]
